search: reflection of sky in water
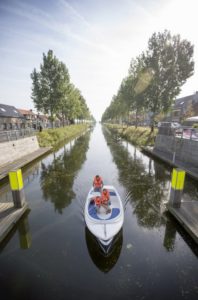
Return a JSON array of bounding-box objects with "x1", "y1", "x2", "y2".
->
[{"x1": 73, "y1": 124, "x2": 122, "y2": 193}]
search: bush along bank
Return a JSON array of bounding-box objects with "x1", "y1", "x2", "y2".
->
[
  {"x1": 105, "y1": 124, "x2": 157, "y2": 147},
  {"x1": 37, "y1": 124, "x2": 90, "y2": 148}
]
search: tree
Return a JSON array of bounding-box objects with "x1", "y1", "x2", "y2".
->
[
  {"x1": 31, "y1": 50, "x2": 71, "y2": 127},
  {"x1": 58, "y1": 62, "x2": 71, "y2": 126},
  {"x1": 143, "y1": 30, "x2": 194, "y2": 131}
]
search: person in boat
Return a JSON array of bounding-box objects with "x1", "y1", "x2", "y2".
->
[
  {"x1": 101, "y1": 188, "x2": 110, "y2": 205},
  {"x1": 101, "y1": 188, "x2": 111, "y2": 214},
  {"x1": 93, "y1": 175, "x2": 103, "y2": 192},
  {"x1": 94, "y1": 196, "x2": 101, "y2": 211},
  {"x1": 94, "y1": 194, "x2": 111, "y2": 214}
]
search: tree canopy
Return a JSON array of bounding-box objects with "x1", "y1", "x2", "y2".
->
[
  {"x1": 102, "y1": 30, "x2": 194, "y2": 131},
  {"x1": 31, "y1": 50, "x2": 92, "y2": 125}
]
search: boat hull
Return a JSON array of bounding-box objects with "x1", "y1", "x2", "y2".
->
[{"x1": 84, "y1": 185, "x2": 124, "y2": 252}]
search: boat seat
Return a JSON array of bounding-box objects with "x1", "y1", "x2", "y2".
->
[
  {"x1": 88, "y1": 203, "x2": 120, "y2": 220},
  {"x1": 90, "y1": 191, "x2": 116, "y2": 196}
]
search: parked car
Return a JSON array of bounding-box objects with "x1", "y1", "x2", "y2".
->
[{"x1": 158, "y1": 122, "x2": 181, "y2": 128}]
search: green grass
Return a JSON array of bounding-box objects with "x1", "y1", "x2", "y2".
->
[
  {"x1": 37, "y1": 124, "x2": 89, "y2": 147},
  {"x1": 106, "y1": 124, "x2": 158, "y2": 147}
]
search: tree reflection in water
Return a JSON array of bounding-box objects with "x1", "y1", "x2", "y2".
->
[
  {"x1": 103, "y1": 127, "x2": 167, "y2": 229},
  {"x1": 103, "y1": 127, "x2": 198, "y2": 254},
  {"x1": 85, "y1": 227, "x2": 123, "y2": 273},
  {"x1": 40, "y1": 131, "x2": 91, "y2": 213}
]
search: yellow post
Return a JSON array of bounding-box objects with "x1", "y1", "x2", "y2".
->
[
  {"x1": 9, "y1": 169, "x2": 25, "y2": 208},
  {"x1": 171, "y1": 169, "x2": 185, "y2": 191},
  {"x1": 169, "y1": 168, "x2": 186, "y2": 208},
  {"x1": 9, "y1": 169, "x2": 24, "y2": 191}
]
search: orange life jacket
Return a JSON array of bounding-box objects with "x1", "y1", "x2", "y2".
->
[
  {"x1": 101, "y1": 190, "x2": 110, "y2": 204},
  {"x1": 93, "y1": 176, "x2": 103, "y2": 188},
  {"x1": 94, "y1": 196, "x2": 101, "y2": 206}
]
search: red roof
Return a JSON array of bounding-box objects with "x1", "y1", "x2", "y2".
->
[{"x1": 17, "y1": 109, "x2": 35, "y2": 115}]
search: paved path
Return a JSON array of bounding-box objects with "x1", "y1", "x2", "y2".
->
[
  {"x1": 0, "y1": 147, "x2": 51, "y2": 181},
  {"x1": 142, "y1": 146, "x2": 198, "y2": 180},
  {"x1": 168, "y1": 201, "x2": 198, "y2": 244},
  {"x1": 0, "y1": 146, "x2": 51, "y2": 243},
  {"x1": 142, "y1": 146, "x2": 198, "y2": 244},
  {"x1": 0, "y1": 201, "x2": 29, "y2": 243}
]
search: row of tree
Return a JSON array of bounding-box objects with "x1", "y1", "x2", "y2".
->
[
  {"x1": 101, "y1": 30, "x2": 194, "y2": 131},
  {"x1": 31, "y1": 50, "x2": 93, "y2": 125}
]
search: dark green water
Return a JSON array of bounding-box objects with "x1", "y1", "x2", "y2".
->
[{"x1": 0, "y1": 125, "x2": 197, "y2": 300}]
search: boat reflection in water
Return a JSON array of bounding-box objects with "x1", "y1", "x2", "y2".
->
[{"x1": 85, "y1": 226, "x2": 123, "y2": 273}]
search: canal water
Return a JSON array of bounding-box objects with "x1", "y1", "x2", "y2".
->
[{"x1": 0, "y1": 124, "x2": 198, "y2": 300}]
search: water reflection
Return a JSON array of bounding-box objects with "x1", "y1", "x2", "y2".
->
[
  {"x1": 40, "y1": 131, "x2": 91, "y2": 213},
  {"x1": 163, "y1": 218, "x2": 177, "y2": 251},
  {"x1": 85, "y1": 227, "x2": 123, "y2": 273},
  {"x1": 103, "y1": 126, "x2": 198, "y2": 256},
  {"x1": 0, "y1": 210, "x2": 31, "y2": 252},
  {"x1": 163, "y1": 212, "x2": 198, "y2": 256},
  {"x1": 18, "y1": 212, "x2": 32, "y2": 249},
  {"x1": 103, "y1": 127, "x2": 167, "y2": 229}
]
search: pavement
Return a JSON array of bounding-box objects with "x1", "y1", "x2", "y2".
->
[
  {"x1": 142, "y1": 146, "x2": 198, "y2": 180},
  {"x1": 0, "y1": 147, "x2": 51, "y2": 181}
]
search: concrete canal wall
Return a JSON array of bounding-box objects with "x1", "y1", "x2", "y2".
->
[
  {"x1": 154, "y1": 135, "x2": 198, "y2": 167},
  {"x1": 0, "y1": 136, "x2": 39, "y2": 166}
]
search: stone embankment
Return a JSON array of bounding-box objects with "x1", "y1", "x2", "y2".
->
[
  {"x1": 0, "y1": 124, "x2": 90, "y2": 180},
  {"x1": 148, "y1": 134, "x2": 198, "y2": 180},
  {"x1": 105, "y1": 124, "x2": 198, "y2": 180},
  {"x1": 0, "y1": 136, "x2": 40, "y2": 167}
]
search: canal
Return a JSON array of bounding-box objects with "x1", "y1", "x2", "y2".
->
[{"x1": 0, "y1": 124, "x2": 198, "y2": 300}]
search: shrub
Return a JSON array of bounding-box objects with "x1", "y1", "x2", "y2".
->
[{"x1": 37, "y1": 124, "x2": 88, "y2": 147}]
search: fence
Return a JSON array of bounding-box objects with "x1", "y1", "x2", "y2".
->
[
  {"x1": 158, "y1": 126, "x2": 198, "y2": 141},
  {"x1": 0, "y1": 129, "x2": 37, "y2": 143}
]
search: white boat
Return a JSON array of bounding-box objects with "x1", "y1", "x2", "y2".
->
[{"x1": 84, "y1": 185, "x2": 124, "y2": 253}]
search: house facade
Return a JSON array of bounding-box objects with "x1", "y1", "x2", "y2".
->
[
  {"x1": 0, "y1": 104, "x2": 24, "y2": 130},
  {"x1": 17, "y1": 108, "x2": 37, "y2": 128},
  {"x1": 172, "y1": 91, "x2": 198, "y2": 122}
]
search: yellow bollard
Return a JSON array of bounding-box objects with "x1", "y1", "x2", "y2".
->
[
  {"x1": 171, "y1": 169, "x2": 185, "y2": 190},
  {"x1": 9, "y1": 169, "x2": 26, "y2": 208},
  {"x1": 169, "y1": 168, "x2": 185, "y2": 208}
]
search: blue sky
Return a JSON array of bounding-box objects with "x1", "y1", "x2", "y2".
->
[{"x1": 0, "y1": 0, "x2": 198, "y2": 120}]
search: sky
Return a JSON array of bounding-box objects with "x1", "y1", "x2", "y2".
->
[{"x1": 0, "y1": 0, "x2": 198, "y2": 121}]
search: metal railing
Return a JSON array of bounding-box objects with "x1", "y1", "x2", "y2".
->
[
  {"x1": 175, "y1": 127, "x2": 198, "y2": 141},
  {"x1": 0, "y1": 128, "x2": 37, "y2": 143},
  {"x1": 158, "y1": 126, "x2": 198, "y2": 141}
]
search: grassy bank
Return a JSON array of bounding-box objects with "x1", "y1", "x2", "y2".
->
[
  {"x1": 106, "y1": 124, "x2": 158, "y2": 147},
  {"x1": 37, "y1": 124, "x2": 89, "y2": 147}
]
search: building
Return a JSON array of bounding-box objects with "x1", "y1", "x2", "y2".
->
[
  {"x1": 17, "y1": 108, "x2": 37, "y2": 128},
  {"x1": 172, "y1": 92, "x2": 198, "y2": 122},
  {"x1": 37, "y1": 114, "x2": 50, "y2": 128},
  {"x1": 0, "y1": 104, "x2": 24, "y2": 131}
]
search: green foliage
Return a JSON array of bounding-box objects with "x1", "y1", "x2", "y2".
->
[
  {"x1": 37, "y1": 124, "x2": 89, "y2": 147},
  {"x1": 102, "y1": 30, "x2": 194, "y2": 132},
  {"x1": 106, "y1": 124, "x2": 157, "y2": 146},
  {"x1": 31, "y1": 50, "x2": 91, "y2": 124},
  {"x1": 143, "y1": 30, "x2": 194, "y2": 128}
]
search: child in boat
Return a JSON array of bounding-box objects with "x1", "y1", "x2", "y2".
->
[
  {"x1": 94, "y1": 193, "x2": 111, "y2": 214},
  {"x1": 101, "y1": 188, "x2": 111, "y2": 213}
]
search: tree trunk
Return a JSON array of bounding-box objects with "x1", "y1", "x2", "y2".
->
[
  {"x1": 150, "y1": 114, "x2": 155, "y2": 132},
  {"x1": 135, "y1": 110, "x2": 138, "y2": 128}
]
